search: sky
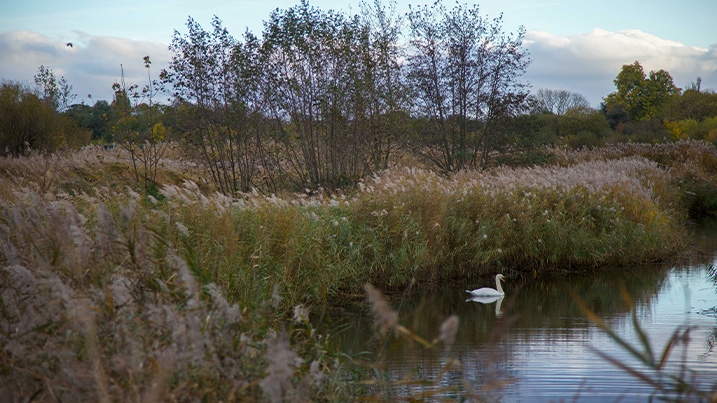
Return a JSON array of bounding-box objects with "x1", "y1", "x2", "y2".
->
[{"x1": 1, "y1": 0, "x2": 716, "y2": 108}]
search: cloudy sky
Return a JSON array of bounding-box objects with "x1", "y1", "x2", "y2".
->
[{"x1": 1, "y1": 0, "x2": 716, "y2": 108}]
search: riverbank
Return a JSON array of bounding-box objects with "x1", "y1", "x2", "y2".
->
[{"x1": 1, "y1": 140, "x2": 715, "y2": 401}]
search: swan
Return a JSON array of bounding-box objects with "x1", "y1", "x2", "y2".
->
[{"x1": 466, "y1": 274, "x2": 505, "y2": 297}]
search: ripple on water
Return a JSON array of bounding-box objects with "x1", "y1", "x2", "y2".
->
[{"x1": 332, "y1": 262, "x2": 717, "y2": 402}]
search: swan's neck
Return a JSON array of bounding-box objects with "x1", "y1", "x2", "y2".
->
[{"x1": 495, "y1": 277, "x2": 504, "y2": 294}]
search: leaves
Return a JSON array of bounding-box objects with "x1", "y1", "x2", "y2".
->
[
  {"x1": 33, "y1": 65, "x2": 76, "y2": 112},
  {"x1": 406, "y1": 0, "x2": 530, "y2": 172},
  {"x1": 604, "y1": 60, "x2": 679, "y2": 122}
]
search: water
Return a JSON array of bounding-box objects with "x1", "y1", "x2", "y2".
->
[{"x1": 329, "y1": 223, "x2": 717, "y2": 401}]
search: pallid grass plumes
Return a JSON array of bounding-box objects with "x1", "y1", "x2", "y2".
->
[
  {"x1": 0, "y1": 140, "x2": 706, "y2": 401},
  {"x1": 0, "y1": 188, "x2": 349, "y2": 402}
]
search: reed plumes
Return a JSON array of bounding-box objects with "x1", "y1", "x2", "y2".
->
[
  {"x1": 437, "y1": 315, "x2": 459, "y2": 346},
  {"x1": 260, "y1": 330, "x2": 301, "y2": 403},
  {"x1": 1, "y1": 139, "x2": 713, "y2": 400},
  {"x1": 0, "y1": 188, "x2": 347, "y2": 401},
  {"x1": 365, "y1": 283, "x2": 400, "y2": 336}
]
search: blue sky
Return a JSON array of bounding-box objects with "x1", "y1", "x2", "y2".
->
[{"x1": 1, "y1": 0, "x2": 716, "y2": 107}]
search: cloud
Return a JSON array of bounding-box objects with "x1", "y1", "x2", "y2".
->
[
  {"x1": 0, "y1": 30, "x2": 172, "y2": 104},
  {"x1": 523, "y1": 29, "x2": 717, "y2": 107},
  {"x1": 2, "y1": 27, "x2": 716, "y2": 110}
]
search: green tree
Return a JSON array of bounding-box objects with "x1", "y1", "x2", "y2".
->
[
  {"x1": 603, "y1": 61, "x2": 679, "y2": 122},
  {"x1": 0, "y1": 81, "x2": 90, "y2": 156},
  {"x1": 33, "y1": 65, "x2": 76, "y2": 112},
  {"x1": 64, "y1": 100, "x2": 114, "y2": 142},
  {"x1": 663, "y1": 87, "x2": 717, "y2": 122}
]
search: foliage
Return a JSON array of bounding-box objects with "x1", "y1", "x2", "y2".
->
[
  {"x1": 537, "y1": 106, "x2": 611, "y2": 148},
  {"x1": 0, "y1": 188, "x2": 356, "y2": 402},
  {"x1": 261, "y1": 0, "x2": 409, "y2": 187},
  {"x1": 603, "y1": 60, "x2": 679, "y2": 122},
  {"x1": 664, "y1": 88, "x2": 717, "y2": 122},
  {"x1": 665, "y1": 116, "x2": 717, "y2": 144},
  {"x1": 1, "y1": 139, "x2": 713, "y2": 401},
  {"x1": 0, "y1": 81, "x2": 90, "y2": 156},
  {"x1": 110, "y1": 57, "x2": 172, "y2": 191},
  {"x1": 406, "y1": 0, "x2": 530, "y2": 172},
  {"x1": 33, "y1": 65, "x2": 76, "y2": 112},
  {"x1": 64, "y1": 101, "x2": 114, "y2": 142},
  {"x1": 164, "y1": 16, "x2": 272, "y2": 194},
  {"x1": 551, "y1": 139, "x2": 717, "y2": 218}
]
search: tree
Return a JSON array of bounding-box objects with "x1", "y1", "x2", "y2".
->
[
  {"x1": 530, "y1": 89, "x2": 590, "y2": 115},
  {"x1": 356, "y1": 0, "x2": 409, "y2": 171},
  {"x1": 406, "y1": 0, "x2": 530, "y2": 172},
  {"x1": 33, "y1": 65, "x2": 76, "y2": 112},
  {"x1": 0, "y1": 81, "x2": 90, "y2": 156},
  {"x1": 663, "y1": 87, "x2": 717, "y2": 122},
  {"x1": 64, "y1": 100, "x2": 115, "y2": 142},
  {"x1": 110, "y1": 58, "x2": 171, "y2": 191},
  {"x1": 603, "y1": 61, "x2": 679, "y2": 122},
  {"x1": 164, "y1": 16, "x2": 267, "y2": 194},
  {"x1": 262, "y1": 1, "x2": 400, "y2": 187}
]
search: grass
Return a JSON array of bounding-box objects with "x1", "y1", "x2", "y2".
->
[{"x1": 0, "y1": 140, "x2": 715, "y2": 401}]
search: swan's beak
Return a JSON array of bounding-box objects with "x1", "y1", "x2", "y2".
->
[{"x1": 500, "y1": 277, "x2": 505, "y2": 282}]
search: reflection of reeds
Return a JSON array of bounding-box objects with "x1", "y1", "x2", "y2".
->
[
  {"x1": 361, "y1": 283, "x2": 521, "y2": 402},
  {"x1": 362, "y1": 283, "x2": 468, "y2": 400},
  {"x1": 572, "y1": 285, "x2": 717, "y2": 401}
]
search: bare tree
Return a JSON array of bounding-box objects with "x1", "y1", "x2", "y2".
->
[
  {"x1": 531, "y1": 89, "x2": 591, "y2": 115},
  {"x1": 406, "y1": 0, "x2": 530, "y2": 172},
  {"x1": 33, "y1": 65, "x2": 76, "y2": 112},
  {"x1": 357, "y1": 0, "x2": 409, "y2": 171}
]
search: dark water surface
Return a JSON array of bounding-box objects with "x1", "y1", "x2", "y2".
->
[{"x1": 329, "y1": 223, "x2": 717, "y2": 402}]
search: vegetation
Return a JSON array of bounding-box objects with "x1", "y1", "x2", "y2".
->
[
  {"x1": 2, "y1": 0, "x2": 717, "y2": 400},
  {"x1": 2, "y1": 1, "x2": 717, "y2": 193},
  {"x1": 1, "y1": 138, "x2": 715, "y2": 400},
  {"x1": 603, "y1": 60, "x2": 679, "y2": 123},
  {"x1": 0, "y1": 81, "x2": 90, "y2": 156}
]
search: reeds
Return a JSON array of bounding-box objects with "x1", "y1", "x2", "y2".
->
[
  {"x1": 1, "y1": 139, "x2": 713, "y2": 400},
  {"x1": 573, "y1": 285, "x2": 717, "y2": 401},
  {"x1": 0, "y1": 189, "x2": 349, "y2": 401}
]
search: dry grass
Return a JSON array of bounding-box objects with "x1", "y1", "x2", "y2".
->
[{"x1": 1, "y1": 139, "x2": 713, "y2": 401}]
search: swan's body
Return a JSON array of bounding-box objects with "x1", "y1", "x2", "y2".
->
[{"x1": 466, "y1": 274, "x2": 505, "y2": 297}]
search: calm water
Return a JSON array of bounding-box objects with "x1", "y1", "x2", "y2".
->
[{"x1": 330, "y1": 222, "x2": 717, "y2": 402}]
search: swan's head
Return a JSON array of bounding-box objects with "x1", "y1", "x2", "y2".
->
[{"x1": 496, "y1": 274, "x2": 505, "y2": 282}]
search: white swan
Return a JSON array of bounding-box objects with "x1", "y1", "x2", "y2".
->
[{"x1": 466, "y1": 274, "x2": 505, "y2": 297}]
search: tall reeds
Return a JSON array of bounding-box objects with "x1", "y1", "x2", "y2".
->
[{"x1": 0, "y1": 140, "x2": 712, "y2": 400}]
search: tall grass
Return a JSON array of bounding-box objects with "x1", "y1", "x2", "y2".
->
[
  {"x1": 0, "y1": 140, "x2": 712, "y2": 400},
  {"x1": 551, "y1": 139, "x2": 717, "y2": 217}
]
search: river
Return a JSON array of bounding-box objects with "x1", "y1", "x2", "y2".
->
[{"x1": 328, "y1": 221, "x2": 717, "y2": 402}]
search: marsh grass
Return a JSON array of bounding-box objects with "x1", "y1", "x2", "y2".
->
[
  {"x1": 0, "y1": 140, "x2": 714, "y2": 400},
  {"x1": 0, "y1": 189, "x2": 359, "y2": 401}
]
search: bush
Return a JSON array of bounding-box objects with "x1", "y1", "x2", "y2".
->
[{"x1": 0, "y1": 81, "x2": 91, "y2": 156}]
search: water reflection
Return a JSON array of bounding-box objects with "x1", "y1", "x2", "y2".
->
[
  {"x1": 331, "y1": 260, "x2": 717, "y2": 401},
  {"x1": 466, "y1": 295, "x2": 504, "y2": 317}
]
